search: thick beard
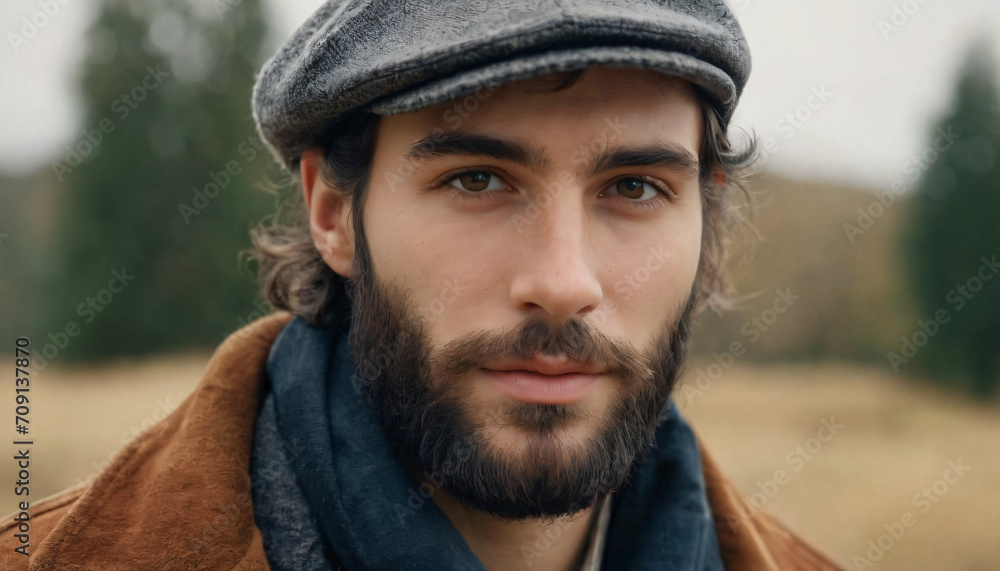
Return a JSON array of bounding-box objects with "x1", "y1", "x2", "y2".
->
[{"x1": 347, "y1": 258, "x2": 695, "y2": 521}]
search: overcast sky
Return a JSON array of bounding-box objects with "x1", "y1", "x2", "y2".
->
[{"x1": 2, "y1": 0, "x2": 999, "y2": 190}]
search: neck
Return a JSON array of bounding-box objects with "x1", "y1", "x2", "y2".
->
[{"x1": 428, "y1": 486, "x2": 599, "y2": 571}]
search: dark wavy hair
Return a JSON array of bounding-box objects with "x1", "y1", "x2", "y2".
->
[{"x1": 249, "y1": 70, "x2": 757, "y2": 326}]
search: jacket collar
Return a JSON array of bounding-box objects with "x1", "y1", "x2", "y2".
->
[{"x1": 31, "y1": 312, "x2": 291, "y2": 569}]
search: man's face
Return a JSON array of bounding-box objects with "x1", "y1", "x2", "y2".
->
[{"x1": 343, "y1": 66, "x2": 704, "y2": 518}]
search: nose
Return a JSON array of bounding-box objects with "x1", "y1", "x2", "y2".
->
[{"x1": 508, "y1": 196, "x2": 603, "y2": 323}]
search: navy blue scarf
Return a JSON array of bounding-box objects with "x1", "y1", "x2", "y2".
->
[{"x1": 250, "y1": 316, "x2": 724, "y2": 570}]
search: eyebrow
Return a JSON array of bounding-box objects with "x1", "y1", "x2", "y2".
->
[
  {"x1": 403, "y1": 130, "x2": 699, "y2": 179},
  {"x1": 591, "y1": 142, "x2": 700, "y2": 178}
]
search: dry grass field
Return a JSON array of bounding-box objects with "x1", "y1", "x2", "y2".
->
[
  {"x1": 1, "y1": 353, "x2": 997, "y2": 570},
  {"x1": 680, "y1": 359, "x2": 1000, "y2": 571}
]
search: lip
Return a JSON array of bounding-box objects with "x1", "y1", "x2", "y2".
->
[
  {"x1": 481, "y1": 369, "x2": 603, "y2": 404},
  {"x1": 484, "y1": 355, "x2": 606, "y2": 376},
  {"x1": 480, "y1": 355, "x2": 606, "y2": 405}
]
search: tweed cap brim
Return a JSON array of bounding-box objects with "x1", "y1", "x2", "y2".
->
[
  {"x1": 253, "y1": 0, "x2": 751, "y2": 170},
  {"x1": 367, "y1": 46, "x2": 735, "y2": 118}
]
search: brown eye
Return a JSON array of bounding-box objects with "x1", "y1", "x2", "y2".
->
[
  {"x1": 456, "y1": 171, "x2": 492, "y2": 192},
  {"x1": 609, "y1": 177, "x2": 666, "y2": 202},
  {"x1": 616, "y1": 178, "x2": 647, "y2": 199},
  {"x1": 444, "y1": 169, "x2": 505, "y2": 197}
]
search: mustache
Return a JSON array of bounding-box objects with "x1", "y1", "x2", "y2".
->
[{"x1": 432, "y1": 315, "x2": 654, "y2": 383}]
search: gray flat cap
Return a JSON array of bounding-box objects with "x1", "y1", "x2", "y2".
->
[{"x1": 253, "y1": 0, "x2": 751, "y2": 170}]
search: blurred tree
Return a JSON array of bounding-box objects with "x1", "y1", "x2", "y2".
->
[
  {"x1": 901, "y1": 38, "x2": 1000, "y2": 398},
  {"x1": 40, "y1": 0, "x2": 276, "y2": 361}
]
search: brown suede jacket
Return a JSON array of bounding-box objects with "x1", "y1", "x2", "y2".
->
[{"x1": 0, "y1": 312, "x2": 845, "y2": 570}]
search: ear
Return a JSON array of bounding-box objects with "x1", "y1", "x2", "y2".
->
[{"x1": 301, "y1": 147, "x2": 355, "y2": 279}]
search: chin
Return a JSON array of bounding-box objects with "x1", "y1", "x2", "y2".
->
[{"x1": 408, "y1": 391, "x2": 652, "y2": 520}]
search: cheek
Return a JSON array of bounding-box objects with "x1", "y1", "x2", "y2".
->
[
  {"x1": 602, "y1": 207, "x2": 702, "y2": 338},
  {"x1": 362, "y1": 186, "x2": 509, "y2": 335}
]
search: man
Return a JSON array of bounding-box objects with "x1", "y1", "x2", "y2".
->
[{"x1": 1, "y1": 1, "x2": 844, "y2": 569}]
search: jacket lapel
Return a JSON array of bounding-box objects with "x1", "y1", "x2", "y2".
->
[
  {"x1": 31, "y1": 312, "x2": 293, "y2": 570},
  {"x1": 699, "y1": 438, "x2": 844, "y2": 570}
]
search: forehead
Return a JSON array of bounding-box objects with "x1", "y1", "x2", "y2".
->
[{"x1": 376, "y1": 66, "x2": 704, "y2": 159}]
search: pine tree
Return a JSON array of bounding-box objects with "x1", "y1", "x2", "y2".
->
[
  {"x1": 41, "y1": 0, "x2": 276, "y2": 361},
  {"x1": 901, "y1": 38, "x2": 1000, "y2": 398}
]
